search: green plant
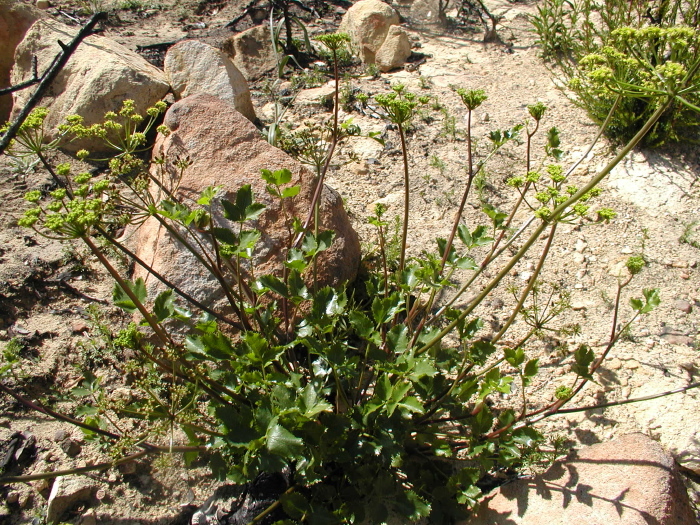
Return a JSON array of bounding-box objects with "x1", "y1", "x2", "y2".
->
[
  {"x1": 530, "y1": 0, "x2": 700, "y2": 146},
  {"x1": 5, "y1": 28, "x2": 698, "y2": 525},
  {"x1": 363, "y1": 62, "x2": 380, "y2": 79},
  {"x1": 429, "y1": 154, "x2": 446, "y2": 175},
  {"x1": 78, "y1": 0, "x2": 107, "y2": 15},
  {"x1": 680, "y1": 221, "x2": 700, "y2": 250}
]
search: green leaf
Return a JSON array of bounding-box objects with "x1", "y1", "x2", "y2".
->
[
  {"x1": 153, "y1": 289, "x2": 174, "y2": 322},
  {"x1": 457, "y1": 223, "x2": 472, "y2": 247},
  {"x1": 221, "y1": 185, "x2": 265, "y2": 222},
  {"x1": 523, "y1": 358, "x2": 539, "y2": 387},
  {"x1": 287, "y1": 270, "x2": 309, "y2": 302},
  {"x1": 196, "y1": 185, "x2": 220, "y2": 205},
  {"x1": 634, "y1": 288, "x2": 660, "y2": 314},
  {"x1": 266, "y1": 421, "x2": 304, "y2": 458},
  {"x1": 112, "y1": 278, "x2": 147, "y2": 313},
  {"x1": 212, "y1": 227, "x2": 238, "y2": 245},
  {"x1": 482, "y1": 203, "x2": 508, "y2": 230},
  {"x1": 454, "y1": 256, "x2": 478, "y2": 270},
  {"x1": 504, "y1": 347, "x2": 525, "y2": 367},
  {"x1": 470, "y1": 225, "x2": 493, "y2": 246},
  {"x1": 281, "y1": 185, "x2": 301, "y2": 199},
  {"x1": 281, "y1": 492, "x2": 310, "y2": 521},
  {"x1": 512, "y1": 427, "x2": 542, "y2": 448},
  {"x1": 285, "y1": 248, "x2": 308, "y2": 272},
  {"x1": 387, "y1": 325, "x2": 408, "y2": 354},
  {"x1": 255, "y1": 275, "x2": 289, "y2": 298},
  {"x1": 572, "y1": 344, "x2": 595, "y2": 379},
  {"x1": 375, "y1": 374, "x2": 392, "y2": 401},
  {"x1": 395, "y1": 490, "x2": 431, "y2": 521}
]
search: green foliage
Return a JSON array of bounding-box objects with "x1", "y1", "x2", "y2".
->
[
  {"x1": 530, "y1": 0, "x2": 700, "y2": 146},
  {"x1": 6, "y1": 69, "x2": 669, "y2": 524}
]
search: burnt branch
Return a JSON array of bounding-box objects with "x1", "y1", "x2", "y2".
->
[{"x1": 0, "y1": 11, "x2": 107, "y2": 155}]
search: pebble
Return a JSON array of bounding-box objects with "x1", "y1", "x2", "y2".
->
[
  {"x1": 606, "y1": 357, "x2": 622, "y2": 370},
  {"x1": 572, "y1": 252, "x2": 586, "y2": 264},
  {"x1": 620, "y1": 246, "x2": 633, "y2": 254},
  {"x1": 54, "y1": 429, "x2": 69, "y2": 442},
  {"x1": 71, "y1": 320, "x2": 90, "y2": 334},
  {"x1": 574, "y1": 239, "x2": 587, "y2": 253},
  {"x1": 32, "y1": 479, "x2": 49, "y2": 493},
  {"x1": 571, "y1": 301, "x2": 587, "y2": 311},
  {"x1": 626, "y1": 359, "x2": 639, "y2": 369},
  {"x1": 674, "y1": 299, "x2": 693, "y2": 314},
  {"x1": 672, "y1": 260, "x2": 689, "y2": 268},
  {"x1": 81, "y1": 510, "x2": 97, "y2": 525},
  {"x1": 6, "y1": 492, "x2": 19, "y2": 504},
  {"x1": 60, "y1": 438, "x2": 82, "y2": 457},
  {"x1": 19, "y1": 493, "x2": 32, "y2": 509},
  {"x1": 95, "y1": 489, "x2": 106, "y2": 501},
  {"x1": 680, "y1": 272, "x2": 690, "y2": 280},
  {"x1": 118, "y1": 461, "x2": 137, "y2": 475},
  {"x1": 36, "y1": 0, "x2": 49, "y2": 8},
  {"x1": 481, "y1": 113, "x2": 490, "y2": 122}
]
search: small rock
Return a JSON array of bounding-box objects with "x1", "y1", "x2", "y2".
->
[
  {"x1": 574, "y1": 239, "x2": 587, "y2": 253},
  {"x1": 36, "y1": 0, "x2": 49, "y2": 8},
  {"x1": 81, "y1": 510, "x2": 97, "y2": 525},
  {"x1": 620, "y1": 245, "x2": 633, "y2": 254},
  {"x1": 60, "y1": 438, "x2": 81, "y2": 457},
  {"x1": 606, "y1": 357, "x2": 622, "y2": 370},
  {"x1": 46, "y1": 476, "x2": 97, "y2": 525},
  {"x1": 32, "y1": 479, "x2": 49, "y2": 493},
  {"x1": 572, "y1": 252, "x2": 586, "y2": 264},
  {"x1": 672, "y1": 260, "x2": 689, "y2": 268},
  {"x1": 95, "y1": 489, "x2": 106, "y2": 501},
  {"x1": 675, "y1": 299, "x2": 693, "y2": 314},
  {"x1": 520, "y1": 271, "x2": 533, "y2": 281},
  {"x1": 70, "y1": 320, "x2": 90, "y2": 333},
  {"x1": 680, "y1": 272, "x2": 690, "y2": 280},
  {"x1": 481, "y1": 113, "x2": 490, "y2": 122},
  {"x1": 19, "y1": 493, "x2": 32, "y2": 509},
  {"x1": 53, "y1": 429, "x2": 69, "y2": 442},
  {"x1": 6, "y1": 491, "x2": 20, "y2": 504},
  {"x1": 626, "y1": 359, "x2": 639, "y2": 369},
  {"x1": 118, "y1": 461, "x2": 138, "y2": 475},
  {"x1": 660, "y1": 327, "x2": 694, "y2": 346},
  {"x1": 571, "y1": 301, "x2": 587, "y2": 311}
]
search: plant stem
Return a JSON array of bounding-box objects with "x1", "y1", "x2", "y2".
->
[{"x1": 398, "y1": 121, "x2": 410, "y2": 274}]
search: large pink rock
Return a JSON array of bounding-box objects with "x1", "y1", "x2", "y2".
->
[
  {"x1": 133, "y1": 94, "x2": 360, "y2": 312},
  {"x1": 469, "y1": 433, "x2": 697, "y2": 525},
  {"x1": 0, "y1": 0, "x2": 40, "y2": 122}
]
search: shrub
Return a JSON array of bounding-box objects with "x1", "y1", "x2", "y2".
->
[
  {"x1": 530, "y1": 0, "x2": 700, "y2": 146},
  {"x1": 2, "y1": 31, "x2": 696, "y2": 525}
]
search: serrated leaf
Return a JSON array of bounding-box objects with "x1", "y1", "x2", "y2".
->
[
  {"x1": 504, "y1": 347, "x2": 525, "y2": 367},
  {"x1": 524, "y1": 358, "x2": 539, "y2": 377},
  {"x1": 255, "y1": 275, "x2": 289, "y2": 298},
  {"x1": 512, "y1": 426, "x2": 541, "y2": 447},
  {"x1": 212, "y1": 227, "x2": 238, "y2": 245},
  {"x1": 454, "y1": 256, "x2": 478, "y2": 270},
  {"x1": 281, "y1": 185, "x2": 301, "y2": 199},
  {"x1": 470, "y1": 224, "x2": 493, "y2": 246},
  {"x1": 266, "y1": 421, "x2": 304, "y2": 458},
  {"x1": 112, "y1": 278, "x2": 147, "y2": 313},
  {"x1": 153, "y1": 289, "x2": 174, "y2": 322},
  {"x1": 285, "y1": 248, "x2": 307, "y2": 272},
  {"x1": 196, "y1": 186, "x2": 219, "y2": 205},
  {"x1": 457, "y1": 223, "x2": 472, "y2": 247},
  {"x1": 281, "y1": 492, "x2": 310, "y2": 520}
]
